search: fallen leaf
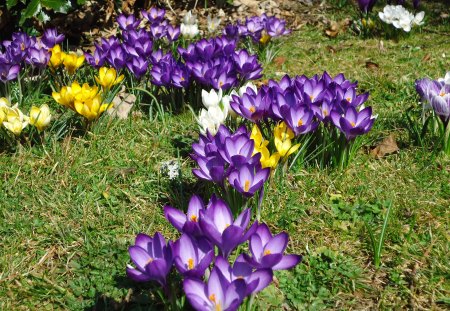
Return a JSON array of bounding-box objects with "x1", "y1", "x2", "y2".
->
[
  {"x1": 421, "y1": 53, "x2": 431, "y2": 62},
  {"x1": 273, "y1": 56, "x2": 286, "y2": 68},
  {"x1": 325, "y1": 18, "x2": 351, "y2": 38},
  {"x1": 370, "y1": 134, "x2": 399, "y2": 158},
  {"x1": 326, "y1": 45, "x2": 337, "y2": 53},
  {"x1": 366, "y1": 61, "x2": 379, "y2": 70}
]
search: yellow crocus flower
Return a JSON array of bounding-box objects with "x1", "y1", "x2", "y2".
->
[
  {"x1": 0, "y1": 107, "x2": 6, "y2": 124},
  {"x1": 49, "y1": 44, "x2": 65, "y2": 69},
  {"x1": 259, "y1": 32, "x2": 271, "y2": 45},
  {"x1": 95, "y1": 67, "x2": 124, "y2": 90},
  {"x1": 63, "y1": 52, "x2": 85, "y2": 75},
  {"x1": 274, "y1": 122, "x2": 300, "y2": 159},
  {"x1": 74, "y1": 94, "x2": 110, "y2": 121},
  {"x1": 0, "y1": 97, "x2": 11, "y2": 108},
  {"x1": 250, "y1": 124, "x2": 269, "y2": 152},
  {"x1": 29, "y1": 104, "x2": 52, "y2": 132},
  {"x1": 260, "y1": 146, "x2": 280, "y2": 169},
  {"x1": 52, "y1": 81, "x2": 84, "y2": 111},
  {"x1": 0, "y1": 97, "x2": 10, "y2": 123},
  {"x1": 2, "y1": 106, "x2": 29, "y2": 136}
]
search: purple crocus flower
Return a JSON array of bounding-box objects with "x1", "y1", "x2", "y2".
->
[
  {"x1": 184, "y1": 267, "x2": 247, "y2": 311},
  {"x1": 166, "y1": 25, "x2": 181, "y2": 42},
  {"x1": 223, "y1": 24, "x2": 239, "y2": 39},
  {"x1": 126, "y1": 56, "x2": 148, "y2": 79},
  {"x1": 228, "y1": 164, "x2": 269, "y2": 198},
  {"x1": 230, "y1": 88, "x2": 269, "y2": 122},
  {"x1": 192, "y1": 155, "x2": 227, "y2": 184},
  {"x1": 0, "y1": 63, "x2": 20, "y2": 82},
  {"x1": 199, "y1": 195, "x2": 258, "y2": 258},
  {"x1": 117, "y1": 14, "x2": 140, "y2": 30},
  {"x1": 141, "y1": 7, "x2": 166, "y2": 23},
  {"x1": 266, "y1": 17, "x2": 290, "y2": 37},
  {"x1": 85, "y1": 46, "x2": 106, "y2": 69},
  {"x1": 150, "y1": 20, "x2": 168, "y2": 40},
  {"x1": 164, "y1": 195, "x2": 205, "y2": 237},
  {"x1": 218, "y1": 133, "x2": 256, "y2": 166},
  {"x1": 171, "y1": 63, "x2": 190, "y2": 88},
  {"x1": 126, "y1": 232, "x2": 173, "y2": 286},
  {"x1": 330, "y1": 105, "x2": 376, "y2": 140},
  {"x1": 233, "y1": 50, "x2": 263, "y2": 81},
  {"x1": 106, "y1": 45, "x2": 127, "y2": 70},
  {"x1": 282, "y1": 105, "x2": 317, "y2": 135},
  {"x1": 243, "y1": 223, "x2": 302, "y2": 270},
  {"x1": 413, "y1": 0, "x2": 420, "y2": 9},
  {"x1": 25, "y1": 47, "x2": 50, "y2": 69},
  {"x1": 357, "y1": 0, "x2": 377, "y2": 14},
  {"x1": 214, "y1": 255, "x2": 273, "y2": 295},
  {"x1": 430, "y1": 90, "x2": 450, "y2": 120},
  {"x1": 41, "y1": 28, "x2": 65, "y2": 49},
  {"x1": 173, "y1": 234, "x2": 214, "y2": 278}
]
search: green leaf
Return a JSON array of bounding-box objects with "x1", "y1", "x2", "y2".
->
[
  {"x1": 6, "y1": 0, "x2": 19, "y2": 10},
  {"x1": 41, "y1": 0, "x2": 71, "y2": 13},
  {"x1": 19, "y1": 0, "x2": 41, "y2": 25}
]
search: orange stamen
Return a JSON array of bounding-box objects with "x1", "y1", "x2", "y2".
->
[
  {"x1": 187, "y1": 258, "x2": 194, "y2": 270},
  {"x1": 244, "y1": 180, "x2": 250, "y2": 192}
]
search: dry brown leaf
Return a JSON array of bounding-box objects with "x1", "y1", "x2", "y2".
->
[
  {"x1": 370, "y1": 134, "x2": 399, "y2": 158},
  {"x1": 326, "y1": 45, "x2": 337, "y2": 53},
  {"x1": 421, "y1": 53, "x2": 431, "y2": 62},
  {"x1": 366, "y1": 61, "x2": 379, "y2": 70},
  {"x1": 273, "y1": 56, "x2": 286, "y2": 68},
  {"x1": 325, "y1": 19, "x2": 350, "y2": 38}
]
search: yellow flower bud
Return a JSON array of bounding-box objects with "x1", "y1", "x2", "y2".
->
[
  {"x1": 63, "y1": 52, "x2": 85, "y2": 75},
  {"x1": 29, "y1": 104, "x2": 52, "y2": 132},
  {"x1": 49, "y1": 44, "x2": 65, "y2": 69},
  {"x1": 95, "y1": 67, "x2": 124, "y2": 90}
]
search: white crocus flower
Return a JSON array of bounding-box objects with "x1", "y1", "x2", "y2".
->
[
  {"x1": 198, "y1": 98, "x2": 229, "y2": 135},
  {"x1": 183, "y1": 11, "x2": 197, "y2": 25},
  {"x1": 438, "y1": 72, "x2": 450, "y2": 85},
  {"x1": 201, "y1": 88, "x2": 223, "y2": 108},
  {"x1": 238, "y1": 82, "x2": 257, "y2": 96},
  {"x1": 413, "y1": 11, "x2": 425, "y2": 26},
  {"x1": 207, "y1": 15, "x2": 221, "y2": 33},
  {"x1": 180, "y1": 23, "x2": 199, "y2": 38}
]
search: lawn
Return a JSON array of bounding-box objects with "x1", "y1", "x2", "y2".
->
[{"x1": 0, "y1": 2, "x2": 449, "y2": 311}]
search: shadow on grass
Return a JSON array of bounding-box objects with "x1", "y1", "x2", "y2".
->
[{"x1": 85, "y1": 276, "x2": 163, "y2": 311}]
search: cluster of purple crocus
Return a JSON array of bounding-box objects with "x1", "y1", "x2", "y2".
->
[
  {"x1": 178, "y1": 36, "x2": 263, "y2": 90},
  {"x1": 127, "y1": 194, "x2": 301, "y2": 310},
  {"x1": 230, "y1": 72, "x2": 376, "y2": 141},
  {"x1": 224, "y1": 13, "x2": 291, "y2": 43},
  {"x1": 85, "y1": 8, "x2": 181, "y2": 79},
  {"x1": 0, "y1": 29, "x2": 64, "y2": 82},
  {"x1": 85, "y1": 10, "x2": 263, "y2": 91},
  {"x1": 191, "y1": 125, "x2": 270, "y2": 197},
  {"x1": 416, "y1": 77, "x2": 450, "y2": 122}
]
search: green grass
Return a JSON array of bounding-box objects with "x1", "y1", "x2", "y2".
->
[{"x1": 1, "y1": 6, "x2": 450, "y2": 311}]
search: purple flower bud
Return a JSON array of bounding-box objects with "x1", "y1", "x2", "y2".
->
[
  {"x1": 0, "y1": 62, "x2": 20, "y2": 82},
  {"x1": 41, "y1": 28, "x2": 65, "y2": 48},
  {"x1": 126, "y1": 232, "x2": 173, "y2": 286},
  {"x1": 117, "y1": 14, "x2": 140, "y2": 31}
]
